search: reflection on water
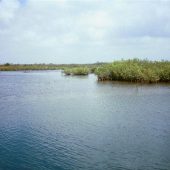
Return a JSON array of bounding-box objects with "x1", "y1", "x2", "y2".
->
[{"x1": 0, "y1": 71, "x2": 170, "y2": 170}]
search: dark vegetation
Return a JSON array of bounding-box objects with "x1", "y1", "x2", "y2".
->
[{"x1": 0, "y1": 59, "x2": 170, "y2": 83}]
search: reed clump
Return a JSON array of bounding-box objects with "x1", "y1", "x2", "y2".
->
[
  {"x1": 95, "y1": 59, "x2": 170, "y2": 83},
  {"x1": 63, "y1": 67, "x2": 89, "y2": 76}
]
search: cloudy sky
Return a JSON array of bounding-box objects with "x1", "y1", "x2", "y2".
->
[{"x1": 0, "y1": 0, "x2": 170, "y2": 64}]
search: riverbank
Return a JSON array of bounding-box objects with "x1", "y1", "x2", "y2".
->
[
  {"x1": 1, "y1": 59, "x2": 170, "y2": 83},
  {"x1": 0, "y1": 63, "x2": 102, "y2": 72}
]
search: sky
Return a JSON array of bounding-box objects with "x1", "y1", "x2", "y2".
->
[{"x1": 0, "y1": 0, "x2": 170, "y2": 64}]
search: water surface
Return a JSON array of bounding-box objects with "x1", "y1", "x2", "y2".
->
[{"x1": 0, "y1": 71, "x2": 170, "y2": 170}]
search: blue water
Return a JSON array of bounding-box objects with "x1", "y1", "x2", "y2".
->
[{"x1": 0, "y1": 71, "x2": 170, "y2": 170}]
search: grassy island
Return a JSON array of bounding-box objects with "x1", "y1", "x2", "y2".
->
[
  {"x1": 95, "y1": 59, "x2": 170, "y2": 83},
  {"x1": 63, "y1": 67, "x2": 89, "y2": 76}
]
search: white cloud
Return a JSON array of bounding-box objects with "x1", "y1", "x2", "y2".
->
[
  {"x1": 0, "y1": 0, "x2": 170, "y2": 63},
  {"x1": 0, "y1": 0, "x2": 20, "y2": 24}
]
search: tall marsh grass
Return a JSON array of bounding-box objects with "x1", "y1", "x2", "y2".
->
[
  {"x1": 95, "y1": 59, "x2": 170, "y2": 83},
  {"x1": 63, "y1": 67, "x2": 89, "y2": 76}
]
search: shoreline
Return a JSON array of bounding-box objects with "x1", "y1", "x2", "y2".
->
[
  {"x1": 1, "y1": 59, "x2": 170, "y2": 83},
  {"x1": 0, "y1": 70, "x2": 170, "y2": 85}
]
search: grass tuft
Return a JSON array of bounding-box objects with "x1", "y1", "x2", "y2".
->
[{"x1": 63, "y1": 67, "x2": 89, "y2": 76}]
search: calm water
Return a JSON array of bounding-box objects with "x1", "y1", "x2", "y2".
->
[{"x1": 0, "y1": 71, "x2": 170, "y2": 170}]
